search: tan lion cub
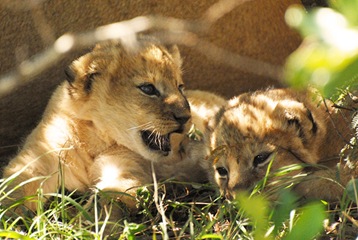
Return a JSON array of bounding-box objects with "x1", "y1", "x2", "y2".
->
[
  {"x1": 208, "y1": 88, "x2": 356, "y2": 201},
  {"x1": 2, "y1": 37, "x2": 225, "y2": 214}
]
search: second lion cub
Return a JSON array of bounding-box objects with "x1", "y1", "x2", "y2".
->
[{"x1": 208, "y1": 88, "x2": 356, "y2": 201}]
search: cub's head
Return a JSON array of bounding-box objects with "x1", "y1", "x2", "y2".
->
[
  {"x1": 208, "y1": 89, "x2": 328, "y2": 199},
  {"x1": 64, "y1": 37, "x2": 190, "y2": 161}
]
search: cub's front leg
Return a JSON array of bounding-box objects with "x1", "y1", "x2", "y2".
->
[
  {"x1": 89, "y1": 146, "x2": 152, "y2": 218},
  {"x1": 2, "y1": 144, "x2": 94, "y2": 214},
  {"x1": 2, "y1": 155, "x2": 60, "y2": 213}
]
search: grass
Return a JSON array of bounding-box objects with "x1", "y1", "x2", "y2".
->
[
  {"x1": 1, "y1": 166, "x2": 358, "y2": 240},
  {"x1": 1, "y1": 126, "x2": 358, "y2": 239}
]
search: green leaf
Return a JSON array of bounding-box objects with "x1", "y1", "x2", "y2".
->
[
  {"x1": 236, "y1": 192, "x2": 272, "y2": 240},
  {"x1": 283, "y1": 202, "x2": 326, "y2": 240},
  {"x1": 200, "y1": 233, "x2": 224, "y2": 239},
  {"x1": 284, "y1": 5, "x2": 358, "y2": 98},
  {"x1": 330, "y1": 0, "x2": 358, "y2": 25},
  {"x1": 345, "y1": 178, "x2": 358, "y2": 203},
  {"x1": 0, "y1": 231, "x2": 36, "y2": 240},
  {"x1": 271, "y1": 190, "x2": 298, "y2": 233},
  {"x1": 322, "y1": 57, "x2": 358, "y2": 97},
  {"x1": 122, "y1": 220, "x2": 146, "y2": 240},
  {"x1": 187, "y1": 124, "x2": 204, "y2": 141}
]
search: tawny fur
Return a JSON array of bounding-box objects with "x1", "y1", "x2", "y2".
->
[
  {"x1": 0, "y1": 0, "x2": 302, "y2": 165},
  {"x1": 2, "y1": 39, "x2": 225, "y2": 214},
  {"x1": 209, "y1": 88, "x2": 356, "y2": 201}
]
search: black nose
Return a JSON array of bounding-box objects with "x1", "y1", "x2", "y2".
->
[{"x1": 174, "y1": 115, "x2": 190, "y2": 125}]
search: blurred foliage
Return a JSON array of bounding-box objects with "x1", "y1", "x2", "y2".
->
[
  {"x1": 285, "y1": 0, "x2": 358, "y2": 98},
  {"x1": 284, "y1": 2, "x2": 358, "y2": 238},
  {"x1": 345, "y1": 178, "x2": 358, "y2": 203},
  {"x1": 236, "y1": 190, "x2": 327, "y2": 240}
]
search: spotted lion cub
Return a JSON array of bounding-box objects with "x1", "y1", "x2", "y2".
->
[
  {"x1": 209, "y1": 88, "x2": 356, "y2": 201},
  {"x1": 2, "y1": 37, "x2": 225, "y2": 214}
]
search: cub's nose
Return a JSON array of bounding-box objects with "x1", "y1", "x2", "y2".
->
[
  {"x1": 173, "y1": 114, "x2": 191, "y2": 133},
  {"x1": 174, "y1": 115, "x2": 190, "y2": 125}
]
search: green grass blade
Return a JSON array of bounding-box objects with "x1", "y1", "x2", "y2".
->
[{"x1": 0, "y1": 230, "x2": 36, "y2": 240}]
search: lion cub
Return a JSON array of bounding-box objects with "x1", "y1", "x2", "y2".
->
[
  {"x1": 208, "y1": 88, "x2": 356, "y2": 201},
  {"x1": 2, "y1": 38, "x2": 225, "y2": 214}
]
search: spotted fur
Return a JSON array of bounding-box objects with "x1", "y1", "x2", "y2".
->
[{"x1": 208, "y1": 88, "x2": 355, "y2": 201}]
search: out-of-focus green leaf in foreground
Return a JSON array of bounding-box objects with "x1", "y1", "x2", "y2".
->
[
  {"x1": 236, "y1": 191, "x2": 326, "y2": 240},
  {"x1": 283, "y1": 202, "x2": 326, "y2": 240},
  {"x1": 345, "y1": 178, "x2": 358, "y2": 203},
  {"x1": 284, "y1": 1, "x2": 358, "y2": 98},
  {"x1": 236, "y1": 192, "x2": 271, "y2": 240}
]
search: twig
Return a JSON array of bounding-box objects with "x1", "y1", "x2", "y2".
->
[
  {"x1": 0, "y1": 0, "x2": 282, "y2": 98},
  {"x1": 341, "y1": 210, "x2": 358, "y2": 228},
  {"x1": 323, "y1": 98, "x2": 353, "y2": 146},
  {"x1": 0, "y1": 16, "x2": 152, "y2": 97},
  {"x1": 203, "y1": 0, "x2": 253, "y2": 25},
  {"x1": 151, "y1": 161, "x2": 169, "y2": 240},
  {"x1": 332, "y1": 104, "x2": 355, "y2": 111}
]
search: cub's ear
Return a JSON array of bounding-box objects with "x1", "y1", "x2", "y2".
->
[
  {"x1": 167, "y1": 45, "x2": 182, "y2": 68},
  {"x1": 64, "y1": 53, "x2": 98, "y2": 94},
  {"x1": 64, "y1": 57, "x2": 84, "y2": 84},
  {"x1": 275, "y1": 100, "x2": 318, "y2": 144},
  {"x1": 64, "y1": 64, "x2": 76, "y2": 83}
]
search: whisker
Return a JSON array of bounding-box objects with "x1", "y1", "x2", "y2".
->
[
  {"x1": 143, "y1": 124, "x2": 155, "y2": 131},
  {"x1": 149, "y1": 129, "x2": 158, "y2": 138},
  {"x1": 147, "y1": 128, "x2": 160, "y2": 147},
  {"x1": 155, "y1": 132, "x2": 163, "y2": 150},
  {"x1": 157, "y1": 132, "x2": 161, "y2": 147},
  {"x1": 127, "y1": 122, "x2": 153, "y2": 131}
]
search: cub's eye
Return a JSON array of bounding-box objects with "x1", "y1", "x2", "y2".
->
[
  {"x1": 138, "y1": 84, "x2": 160, "y2": 96},
  {"x1": 178, "y1": 84, "x2": 185, "y2": 93},
  {"x1": 216, "y1": 167, "x2": 228, "y2": 177},
  {"x1": 253, "y1": 152, "x2": 272, "y2": 168}
]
